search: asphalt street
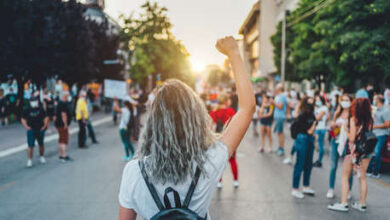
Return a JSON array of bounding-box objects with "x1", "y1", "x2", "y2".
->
[{"x1": 1, "y1": 115, "x2": 390, "y2": 220}]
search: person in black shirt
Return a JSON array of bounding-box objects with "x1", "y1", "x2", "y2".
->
[
  {"x1": 21, "y1": 94, "x2": 49, "y2": 168},
  {"x1": 5, "y1": 88, "x2": 18, "y2": 124},
  {"x1": 55, "y1": 91, "x2": 73, "y2": 162},
  {"x1": 291, "y1": 96, "x2": 317, "y2": 199}
]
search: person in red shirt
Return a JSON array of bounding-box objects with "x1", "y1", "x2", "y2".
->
[{"x1": 210, "y1": 93, "x2": 239, "y2": 188}]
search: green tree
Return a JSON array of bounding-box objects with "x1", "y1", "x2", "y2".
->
[
  {"x1": 120, "y1": 1, "x2": 194, "y2": 88},
  {"x1": 271, "y1": 0, "x2": 390, "y2": 91}
]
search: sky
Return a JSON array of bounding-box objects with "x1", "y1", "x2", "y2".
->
[{"x1": 105, "y1": 0, "x2": 256, "y2": 71}]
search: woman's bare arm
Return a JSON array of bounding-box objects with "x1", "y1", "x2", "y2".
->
[
  {"x1": 216, "y1": 36, "x2": 256, "y2": 157},
  {"x1": 118, "y1": 206, "x2": 137, "y2": 220}
]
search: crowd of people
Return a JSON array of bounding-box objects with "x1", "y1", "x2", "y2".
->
[{"x1": 198, "y1": 81, "x2": 390, "y2": 213}]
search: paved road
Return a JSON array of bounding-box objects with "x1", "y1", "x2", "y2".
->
[{"x1": 1, "y1": 118, "x2": 390, "y2": 220}]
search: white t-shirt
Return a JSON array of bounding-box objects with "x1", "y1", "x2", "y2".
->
[
  {"x1": 118, "y1": 141, "x2": 228, "y2": 219},
  {"x1": 315, "y1": 105, "x2": 328, "y2": 130},
  {"x1": 119, "y1": 107, "x2": 130, "y2": 130}
]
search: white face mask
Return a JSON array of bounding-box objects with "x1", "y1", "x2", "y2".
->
[
  {"x1": 30, "y1": 101, "x2": 39, "y2": 108},
  {"x1": 315, "y1": 100, "x2": 322, "y2": 107},
  {"x1": 340, "y1": 101, "x2": 350, "y2": 108}
]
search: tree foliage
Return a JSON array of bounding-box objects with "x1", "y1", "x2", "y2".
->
[
  {"x1": 120, "y1": 1, "x2": 194, "y2": 88},
  {"x1": 271, "y1": 0, "x2": 390, "y2": 91}
]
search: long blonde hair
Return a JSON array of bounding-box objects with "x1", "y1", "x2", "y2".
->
[{"x1": 138, "y1": 79, "x2": 217, "y2": 184}]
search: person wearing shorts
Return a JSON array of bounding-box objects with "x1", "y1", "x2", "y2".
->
[
  {"x1": 259, "y1": 93, "x2": 274, "y2": 152},
  {"x1": 21, "y1": 95, "x2": 49, "y2": 167},
  {"x1": 55, "y1": 92, "x2": 72, "y2": 162},
  {"x1": 271, "y1": 83, "x2": 288, "y2": 156}
]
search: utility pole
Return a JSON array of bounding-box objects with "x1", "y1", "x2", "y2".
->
[{"x1": 281, "y1": 5, "x2": 287, "y2": 84}]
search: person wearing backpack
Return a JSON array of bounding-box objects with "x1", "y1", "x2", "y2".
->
[
  {"x1": 118, "y1": 36, "x2": 255, "y2": 220},
  {"x1": 291, "y1": 96, "x2": 317, "y2": 199},
  {"x1": 328, "y1": 98, "x2": 374, "y2": 212},
  {"x1": 210, "y1": 93, "x2": 238, "y2": 188},
  {"x1": 113, "y1": 99, "x2": 135, "y2": 161}
]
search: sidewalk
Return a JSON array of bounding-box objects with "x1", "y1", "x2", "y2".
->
[{"x1": 0, "y1": 111, "x2": 112, "y2": 153}]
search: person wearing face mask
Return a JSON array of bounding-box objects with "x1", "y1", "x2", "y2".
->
[
  {"x1": 21, "y1": 94, "x2": 49, "y2": 167},
  {"x1": 326, "y1": 95, "x2": 353, "y2": 199},
  {"x1": 367, "y1": 95, "x2": 390, "y2": 178},
  {"x1": 291, "y1": 97, "x2": 317, "y2": 199},
  {"x1": 313, "y1": 96, "x2": 329, "y2": 168}
]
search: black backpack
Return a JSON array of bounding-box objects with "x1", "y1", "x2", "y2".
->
[
  {"x1": 139, "y1": 161, "x2": 207, "y2": 220},
  {"x1": 290, "y1": 119, "x2": 299, "y2": 139},
  {"x1": 354, "y1": 131, "x2": 377, "y2": 165}
]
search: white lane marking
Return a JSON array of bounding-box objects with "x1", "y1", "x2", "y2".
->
[{"x1": 0, "y1": 116, "x2": 112, "y2": 158}]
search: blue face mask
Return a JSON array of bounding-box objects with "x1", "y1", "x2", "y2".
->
[{"x1": 316, "y1": 100, "x2": 322, "y2": 107}]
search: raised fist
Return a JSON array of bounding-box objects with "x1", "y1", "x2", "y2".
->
[{"x1": 216, "y1": 36, "x2": 239, "y2": 57}]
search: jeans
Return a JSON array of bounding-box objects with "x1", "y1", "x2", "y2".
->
[
  {"x1": 329, "y1": 138, "x2": 353, "y2": 189},
  {"x1": 315, "y1": 129, "x2": 326, "y2": 163},
  {"x1": 120, "y1": 129, "x2": 134, "y2": 157},
  {"x1": 368, "y1": 135, "x2": 388, "y2": 174},
  {"x1": 87, "y1": 119, "x2": 97, "y2": 142},
  {"x1": 292, "y1": 134, "x2": 314, "y2": 189},
  {"x1": 78, "y1": 120, "x2": 87, "y2": 147}
]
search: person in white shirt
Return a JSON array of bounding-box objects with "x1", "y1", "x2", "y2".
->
[
  {"x1": 118, "y1": 36, "x2": 255, "y2": 220},
  {"x1": 313, "y1": 96, "x2": 329, "y2": 168},
  {"x1": 113, "y1": 100, "x2": 135, "y2": 161}
]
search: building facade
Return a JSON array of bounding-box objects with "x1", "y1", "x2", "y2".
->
[{"x1": 239, "y1": 0, "x2": 299, "y2": 88}]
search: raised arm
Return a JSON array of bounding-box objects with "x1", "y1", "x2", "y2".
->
[{"x1": 216, "y1": 36, "x2": 256, "y2": 157}]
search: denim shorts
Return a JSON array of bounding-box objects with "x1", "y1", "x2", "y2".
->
[
  {"x1": 27, "y1": 129, "x2": 45, "y2": 147},
  {"x1": 273, "y1": 118, "x2": 285, "y2": 134},
  {"x1": 260, "y1": 119, "x2": 273, "y2": 127}
]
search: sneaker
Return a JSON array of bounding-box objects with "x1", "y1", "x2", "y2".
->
[
  {"x1": 283, "y1": 157, "x2": 292, "y2": 165},
  {"x1": 366, "y1": 172, "x2": 373, "y2": 177},
  {"x1": 233, "y1": 180, "x2": 239, "y2": 188},
  {"x1": 217, "y1": 182, "x2": 223, "y2": 189},
  {"x1": 291, "y1": 190, "x2": 304, "y2": 199},
  {"x1": 351, "y1": 202, "x2": 367, "y2": 212},
  {"x1": 122, "y1": 156, "x2": 130, "y2": 161},
  {"x1": 303, "y1": 187, "x2": 315, "y2": 196},
  {"x1": 328, "y1": 203, "x2": 349, "y2": 212},
  {"x1": 60, "y1": 156, "x2": 73, "y2": 162},
  {"x1": 313, "y1": 161, "x2": 322, "y2": 168},
  {"x1": 39, "y1": 156, "x2": 46, "y2": 164},
  {"x1": 276, "y1": 148, "x2": 285, "y2": 156},
  {"x1": 370, "y1": 173, "x2": 380, "y2": 179},
  {"x1": 26, "y1": 159, "x2": 33, "y2": 168},
  {"x1": 59, "y1": 157, "x2": 66, "y2": 163},
  {"x1": 326, "y1": 189, "x2": 335, "y2": 199}
]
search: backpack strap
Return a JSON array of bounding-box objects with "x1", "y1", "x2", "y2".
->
[
  {"x1": 182, "y1": 166, "x2": 201, "y2": 208},
  {"x1": 139, "y1": 160, "x2": 165, "y2": 210},
  {"x1": 163, "y1": 187, "x2": 182, "y2": 208}
]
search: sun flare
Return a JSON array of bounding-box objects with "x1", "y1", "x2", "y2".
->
[{"x1": 189, "y1": 57, "x2": 205, "y2": 72}]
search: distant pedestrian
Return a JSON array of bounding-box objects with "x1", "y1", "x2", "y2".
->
[
  {"x1": 76, "y1": 91, "x2": 88, "y2": 148},
  {"x1": 258, "y1": 93, "x2": 274, "y2": 153},
  {"x1": 210, "y1": 93, "x2": 239, "y2": 188},
  {"x1": 367, "y1": 95, "x2": 390, "y2": 178},
  {"x1": 21, "y1": 94, "x2": 49, "y2": 167},
  {"x1": 55, "y1": 91, "x2": 73, "y2": 162},
  {"x1": 118, "y1": 36, "x2": 255, "y2": 219},
  {"x1": 313, "y1": 96, "x2": 329, "y2": 168},
  {"x1": 291, "y1": 97, "x2": 317, "y2": 199},
  {"x1": 86, "y1": 96, "x2": 98, "y2": 144},
  {"x1": 355, "y1": 85, "x2": 369, "y2": 99},
  {"x1": 271, "y1": 83, "x2": 288, "y2": 156},
  {"x1": 5, "y1": 88, "x2": 18, "y2": 124},
  {"x1": 0, "y1": 89, "x2": 5, "y2": 126},
  {"x1": 113, "y1": 100, "x2": 135, "y2": 161}
]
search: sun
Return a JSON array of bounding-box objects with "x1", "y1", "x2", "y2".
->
[{"x1": 189, "y1": 57, "x2": 205, "y2": 72}]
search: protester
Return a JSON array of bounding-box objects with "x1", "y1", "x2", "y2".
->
[
  {"x1": 272, "y1": 83, "x2": 288, "y2": 156},
  {"x1": 76, "y1": 91, "x2": 88, "y2": 148},
  {"x1": 55, "y1": 91, "x2": 72, "y2": 162},
  {"x1": 258, "y1": 92, "x2": 274, "y2": 153},
  {"x1": 118, "y1": 36, "x2": 255, "y2": 219},
  {"x1": 291, "y1": 97, "x2": 317, "y2": 199},
  {"x1": 210, "y1": 93, "x2": 239, "y2": 188},
  {"x1": 326, "y1": 94, "x2": 353, "y2": 199},
  {"x1": 0, "y1": 89, "x2": 5, "y2": 126},
  {"x1": 113, "y1": 100, "x2": 135, "y2": 161},
  {"x1": 43, "y1": 91, "x2": 56, "y2": 122},
  {"x1": 86, "y1": 96, "x2": 99, "y2": 144},
  {"x1": 313, "y1": 96, "x2": 329, "y2": 167},
  {"x1": 5, "y1": 88, "x2": 18, "y2": 124},
  {"x1": 328, "y1": 98, "x2": 373, "y2": 212},
  {"x1": 230, "y1": 86, "x2": 239, "y2": 112},
  {"x1": 21, "y1": 93, "x2": 49, "y2": 167},
  {"x1": 367, "y1": 95, "x2": 390, "y2": 178}
]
